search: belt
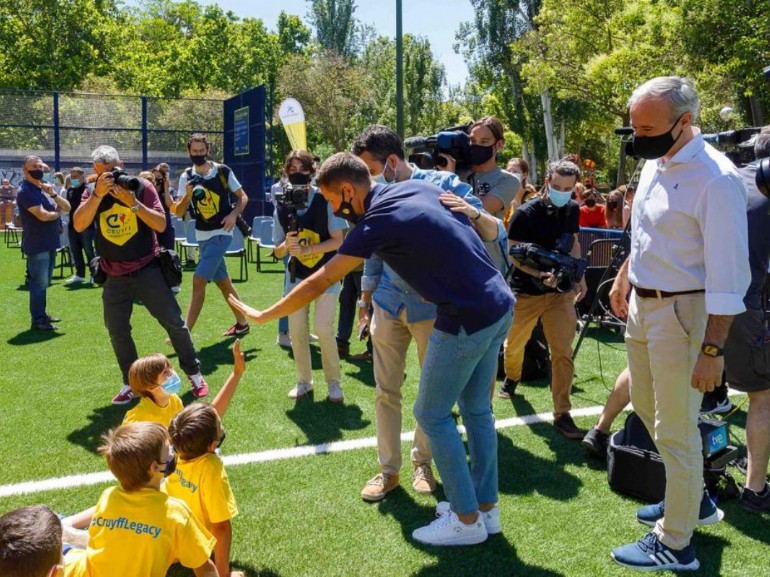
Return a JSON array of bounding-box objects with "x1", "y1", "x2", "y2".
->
[{"x1": 632, "y1": 285, "x2": 705, "y2": 299}]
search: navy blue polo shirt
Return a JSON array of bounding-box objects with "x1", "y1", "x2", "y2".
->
[
  {"x1": 338, "y1": 181, "x2": 514, "y2": 335},
  {"x1": 16, "y1": 180, "x2": 60, "y2": 255}
]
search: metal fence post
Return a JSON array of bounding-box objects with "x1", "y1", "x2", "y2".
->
[
  {"x1": 141, "y1": 96, "x2": 148, "y2": 169},
  {"x1": 53, "y1": 91, "x2": 60, "y2": 171}
]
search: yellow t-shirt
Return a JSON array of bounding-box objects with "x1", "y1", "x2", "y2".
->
[
  {"x1": 122, "y1": 395, "x2": 184, "y2": 428},
  {"x1": 64, "y1": 486, "x2": 215, "y2": 577},
  {"x1": 162, "y1": 453, "x2": 238, "y2": 531}
]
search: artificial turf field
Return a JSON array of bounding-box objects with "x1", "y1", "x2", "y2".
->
[{"x1": 0, "y1": 236, "x2": 767, "y2": 576}]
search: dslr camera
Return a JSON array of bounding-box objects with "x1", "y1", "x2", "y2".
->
[
  {"x1": 188, "y1": 173, "x2": 252, "y2": 237},
  {"x1": 273, "y1": 183, "x2": 309, "y2": 211},
  {"x1": 111, "y1": 168, "x2": 141, "y2": 192},
  {"x1": 404, "y1": 123, "x2": 473, "y2": 172}
]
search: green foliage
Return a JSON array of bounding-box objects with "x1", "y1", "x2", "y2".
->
[{"x1": 307, "y1": 0, "x2": 359, "y2": 59}]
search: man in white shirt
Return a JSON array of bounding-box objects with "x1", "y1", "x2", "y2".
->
[{"x1": 608, "y1": 77, "x2": 750, "y2": 572}]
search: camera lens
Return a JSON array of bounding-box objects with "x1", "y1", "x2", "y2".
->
[{"x1": 192, "y1": 185, "x2": 206, "y2": 201}]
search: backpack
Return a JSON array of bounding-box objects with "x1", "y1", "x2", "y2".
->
[{"x1": 496, "y1": 319, "x2": 551, "y2": 382}]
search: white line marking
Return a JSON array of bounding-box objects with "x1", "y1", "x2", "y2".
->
[{"x1": 0, "y1": 392, "x2": 746, "y2": 499}]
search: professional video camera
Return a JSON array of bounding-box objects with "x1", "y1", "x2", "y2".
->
[
  {"x1": 703, "y1": 127, "x2": 763, "y2": 167},
  {"x1": 509, "y1": 242, "x2": 588, "y2": 293},
  {"x1": 404, "y1": 123, "x2": 473, "y2": 172},
  {"x1": 111, "y1": 168, "x2": 141, "y2": 192},
  {"x1": 187, "y1": 173, "x2": 252, "y2": 237},
  {"x1": 273, "y1": 183, "x2": 310, "y2": 211}
]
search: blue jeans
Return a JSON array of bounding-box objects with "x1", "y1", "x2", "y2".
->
[
  {"x1": 68, "y1": 225, "x2": 96, "y2": 278},
  {"x1": 27, "y1": 250, "x2": 55, "y2": 324},
  {"x1": 414, "y1": 312, "x2": 512, "y2": 516}
]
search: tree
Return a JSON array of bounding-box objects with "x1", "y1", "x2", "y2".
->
[
  {"x1": 277, "y1": 11, "x2": 311, "y2": 55},
  {"x1": 307, "y1": 0, "x2": 359, "y2": 59}
]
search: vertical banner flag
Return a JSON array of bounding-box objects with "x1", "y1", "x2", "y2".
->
[{"x1": 278, "y1": 98, "x2": 307, "y2": 151}]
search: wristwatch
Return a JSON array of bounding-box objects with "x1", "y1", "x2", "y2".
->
[
  {"x1": 701, "y1": 343, "x2": 724, "y2": 357},
  {"x1": 357, "y1": 300, "x2": 369, "y2": 309},
  {"x1": 130, "y1": 203, "x2": 141, "y2": 213}
]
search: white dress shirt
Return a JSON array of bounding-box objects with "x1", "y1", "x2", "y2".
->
[{"x1": 628, "y1": 129, "x2": 750, "y2": 315}]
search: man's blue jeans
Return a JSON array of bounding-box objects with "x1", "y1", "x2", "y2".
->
[
  {"x1": 27, "y1": 250, "x2": 55, "y2": 324},
  {"x1": 414, "y1": 312, "x2": 512, "y2": 516}
]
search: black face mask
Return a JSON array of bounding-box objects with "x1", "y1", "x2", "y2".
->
[
  {"x1": 632, "y1": 114, "x2": 684, "y2": 160},
  {"x1": 190, "y1": 154, "x2": 207, "y2": 166},
  {"x1": 27, "y1": 169, "x2": 44, "y2": 181},
  {"x1": 333, "y1": 193, "x2": 360, "y2": 224},
  {"x1": 470, "y1": 144, "x2": 495, "y2": 166},
  {"x1": 288, "y1": 172, "x2": 312, "y2": 186}
]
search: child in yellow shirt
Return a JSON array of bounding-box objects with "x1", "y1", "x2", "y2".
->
[
  {"x1": 123, "y1": 339, "x2": 245, "y2": 428},
  {"x1": 163, "y1": 343, "x2": 246, "y2": 577},
  {"x1": 64, "y1": 422, "x2": 218, "y2": 577}
]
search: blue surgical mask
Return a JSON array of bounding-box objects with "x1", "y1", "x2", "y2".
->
[
  {"x1": 161, "y1": 371, "x2": 182, "y2": 395},
  {"x1": 372, "y1": 160, "x2": 396, "y2": 185},
  {"x1": 70, "y1": 179, "x2": 81, "y2": 188},
  {"x1": 549, "y1": 188, "x2": 573, "y2": 208},
  {"x1": 43, "y1": 173, "x2": 52, "y2": 183}
]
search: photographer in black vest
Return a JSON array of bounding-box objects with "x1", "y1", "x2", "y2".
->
[
  {"x1": 272, "y1": 150, "x2": 348, "y2": 402},
  {"x1": 174, "y1": 133, "x2": 250, "y2": 338},
  {"x1": 73, "y1": 145, "x2": 206, "y2": 405}
]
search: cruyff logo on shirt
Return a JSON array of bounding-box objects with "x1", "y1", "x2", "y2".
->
[
  {"x1": 174, "y1": 469, "x2": 198, "y2": 493},
  {"x1": 91, "y1": 515, "x2": 162, "y2": 539}
]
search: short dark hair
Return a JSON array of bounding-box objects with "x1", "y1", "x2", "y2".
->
[
  {"x1": 351, "y1": 125, "x2": 405, "y2": 162},
  {"x1": 169, "y1": 403, "x2": 219, "y2": 460},
  {"x1": 99, "y1": 422, "x2": 169, "y2": 491},
  {"x1": 0, "y1": 505, "x2": 62, "y2": 577},
  {"x1": 471, "y1": 116, "x2": 505, "y2": 142},
  {"x1": 187, "y1": 133, "x2": 210, "y2": 151},
  {"x1": 284, "y1": 150, "x2": 315, "y2": 174},
  {"x1": 316, "y1": 152, "x2": 372, "y2": 190},
  {"x1": 755, "y1": 130, "x2": 770, "y2": 160},
  {"x1": 70, "y1": 166, "x2": 84, "y2": 175},
  {"x1": 546, "y1": 160, "x2": 581, "y2": 182}
]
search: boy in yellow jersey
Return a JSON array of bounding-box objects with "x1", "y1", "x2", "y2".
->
[
  {"x1": 123, "y1": 339, "x2": 245, "y2": 428},
  {"x1": 165, "y1": 403, "x2": 242, "y2": 577},
  {"x1": 64, "y1": 422, "x2": 219, "y2": 577},
  {"x1": 0, "y1": 505, "x2": 66, "y2": 577}
]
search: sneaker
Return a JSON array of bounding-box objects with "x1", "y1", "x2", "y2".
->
[
  {"x1": 553, "y1": 413, "x2": 584, "y2": 440},
  {"x1": 700, "y1": 396, "x2": 733, "y2": 415},
  {"x1": 436, "y1": 502, "x2": 501, "y2": 535},
  {"x1": 611, "y1": 531, "x2": 699, "y2": 571},
  {"x1": 337, "y1": 343, "x2": 350, "y2": 357},
  {"x1": 412, "y1": 509, "x2": 488, "y2": 546},
  {"x1": 412, "y1": 464, "x2": 437, "y2": 493},
  {"x1": 288, "y1": 381, "x2": 313, "y2": 399},
  {"x1": 349, "y1": 351, "x2": 373, "y2": 362},
  {"x1": 171, "y1": 285, "x2": 181, "y2": 294},
  {"x1": 309, "y1": 333, "x2": 319, "y2": 342},
  {"x1": 637, "y1": 490, "x2": 724, "y2": 527},
  {"x1": 223, "y1": 322, "x2": 249, "y2": 337},
  {"x1": 31, "y1": 320, "x2": 57, "y2": 331},
  {"x1": 582, "y1": 427, "x2": 610, "y2": 458},
  {"x1": 187, "y1": 373, "x2": 209, "y2": 398},
  {"x1": 361, "y1": 473, "x2": 400, "y2": 501},
  {"x1": 498, "y1": 378, "x2": 518, "y2": 400},
  {"x1": 327, "y1": 380, "x2": 344, "y2": 403},
  {"x1": 46, "y1": 315, "x2": 61, "y2": 323},
  {"x1": 111, "y1": 385, "x2": 135, "y2": 405},
  {"x1": 65, "y1": 275, "x2": 85, "y2": 285},
  {"x1": 277, "y1": 332, "x2": 292, "y2": 348},
  {"x1": 740, "y1": 483, "x2": 770, "y2": 513}
]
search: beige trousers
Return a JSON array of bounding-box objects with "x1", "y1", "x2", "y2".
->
[
  {"x1": 626, "y1": 291, "x2": 706, "y2": 550},
  {"x1": 289, "y1": 291, "x2": 341, "y2": 385},
  {"x1": 371, "y1": 303, "x2": 434, "y2": 475},
  {"x1": 503, "y1": 291, "x2": 577, "y2": 416}
]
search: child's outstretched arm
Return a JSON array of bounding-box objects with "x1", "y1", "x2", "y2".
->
[
  {"x1": 192, "y1": 558, "x2": 220, "y2": 577},
  {"x1": 211, "y1": 519, "x2": 241, "y2": 577},
  {"x1": 210, "y1": 339, "x2": 246, "y2": 419}
]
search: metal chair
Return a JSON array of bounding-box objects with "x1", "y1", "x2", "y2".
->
[
  {"x1": 172, "y1": 216, "x2": 187, "y2": 253},
  {"x1": 179, "y1": 219, "x2": 198, "y2": 263},
  {"x1": 247, "y1": 216, "x2": 269, "y2": 263},
  {"x1": 56, "y1": 226, "x2": 74, "y2": 278},
  {"x1": 225, "y1": 228, "x2": 248, "y2": 281},
  {"x1": 256, "y1": 220, "x2": 277, "y2": 272},
  {"x1": 5, "y1": 207, "x2": 22, "y2": 249}
]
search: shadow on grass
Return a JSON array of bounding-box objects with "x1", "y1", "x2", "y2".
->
[
  {"x1": 691, "y1": 532, "x2": 730, "y2": 575},
  {"x1": 285, "y1": 392, "x2": 370, "y2": 446},
  {"x1": 167, "y1": 562, "x2": 281, "y2": 577},
  {"x1": 195, "y1": 339, "x2": 260, "y2": 376},
  {"x1": 66, "y1": 403, "x2": 127, "y2": 453},
  {"x1": 7, "y1": 328, "x2": 65, "y2": 345},
  {"x1": 375, "y1": 490, "x2": 565, "y2": 577}
]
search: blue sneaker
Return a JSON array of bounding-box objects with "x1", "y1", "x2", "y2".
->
[
  {"x1": 637, "y1": 489, "x2": 723, "y2": 527},
  {"x1": 611, "y1": 532, "x2": 700, "y2": 571}
]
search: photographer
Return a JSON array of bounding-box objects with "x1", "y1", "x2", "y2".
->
[
  {"x1": 63, "y1": 166, "x2": 96, "y2": 284},
  {"x1": 73, "y1": 146, "x2": 207, "y2": 405},
  {"x1": 500, "y1": 160, "x2": 587, "y2": 441},
  {"x1": 151, "y1": 163, "x2": 175, "y2": 251},
  {"x1": 273, "y1": 150, "x2": 348, "y2": 402},
  {"x1": 174, "y1": 133, "x2": 250, "y2": 338}
]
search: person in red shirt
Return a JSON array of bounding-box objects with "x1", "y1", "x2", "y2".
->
[{"x1": 579, "y1": 189, "x2": 607, "y2": 228}]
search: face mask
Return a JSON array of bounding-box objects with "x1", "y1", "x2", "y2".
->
[
  {"x1": 372, "y1": 160, "x2": 396, "y2": 184},
  {"x1": 549, "y1": 188, "x2": 573, "y2": 208},
  {"x1": 470, "y1": 144, "x2": 495, "y2": 166},
  {"x1": 161, "y1": 371, "x2": 182, "y2": 395},
  {"x1": 28, "y1": 169, "x2": 44, "y2": 181},
  {"x1": 70, "y1": 179, "x2": 81, "y2": 188},
  {"x1": 42, "y1": 173, "x2": 52, "y2": 183},
  {"x1": 333, "y1": 195, "x2": 360, "y2": 224},
  {"x1": 632, "y1": 114, "x2": 684, "y2": 160},
  {"x1": 159, "y1": 449, "x2": 177, "y2": 477},
  {"x1": 190, "y1": 154, "x2": 207, "y2": 166},
  {"x1": 217, "y1": 431, "x2": 226, "y2": 449},
  {"x1": 288, "y1": 172, "x2": 312, "y2": 186},
  {"x1": 584, "y1": 197, "x2": 596, "y2": 207}
]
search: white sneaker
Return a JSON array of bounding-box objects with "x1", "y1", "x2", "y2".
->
[
  {"x1": 412, "y1": 509, "x2": 487, "y2": 546},
  {"x1": 288, "y1": 381, "x2": 313, "y2": 399},
  {"x1": 436, "y1": 501, "x2": 501, "y2": 535},
  {"x1": 65, "y1": 275, "x2": 85, "y2": 285},
  {"x1": 171, "y1": 285, "x2": 181, "y2": 294},
  {"x1": 277, "y1": 332, "x2": 292, "y2": 348},
  {"x1": 327, "y1": 380, "x2": 343, "y2": 403},
  {"x1": 309, "y1": 333, "x2": 319, "y2": 342}
]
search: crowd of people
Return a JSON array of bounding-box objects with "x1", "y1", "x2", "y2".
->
[{"x1": 2, "y1": 75, "x2": 769, "y2": 576}]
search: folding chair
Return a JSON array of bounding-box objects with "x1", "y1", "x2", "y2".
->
[
  {"x1": 256, "y1": 220, "x2": 277, "y2": 272},
  {"x1": 226, "y1": 228, "x2": 248, "y2": 281},
  {"x1": 179, "y1": 219, "x2": 198, "y2": 263}
]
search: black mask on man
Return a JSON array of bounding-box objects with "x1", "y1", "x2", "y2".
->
[
  {"x1": 632, "y1": 114, "x2": 684, "y2": 160},
  {"x1": 28, "y1": 169, "x2": 44, "y2": 181},
  {"x1": 470, "y1": 144, "x2": 495, "y2": 166},
  {"x1": 190, "y1": 154, "x2": 207, "y2": 166}
]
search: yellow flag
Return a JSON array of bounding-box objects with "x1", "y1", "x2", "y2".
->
[{"x1": 278, "y1": 98, "x2": 307, "y2": 151}]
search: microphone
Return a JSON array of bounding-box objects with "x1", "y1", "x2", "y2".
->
[
  {"x1": 404, "y1": 136, "x2": 429, "y2": 149},
  {"x1": 614, "y1": 127, "x2": 634, "y2": 136}
]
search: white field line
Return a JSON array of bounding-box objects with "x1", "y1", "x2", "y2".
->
[{"x1": 0, "y1": 392, "x2": 746, "y2": 499}]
